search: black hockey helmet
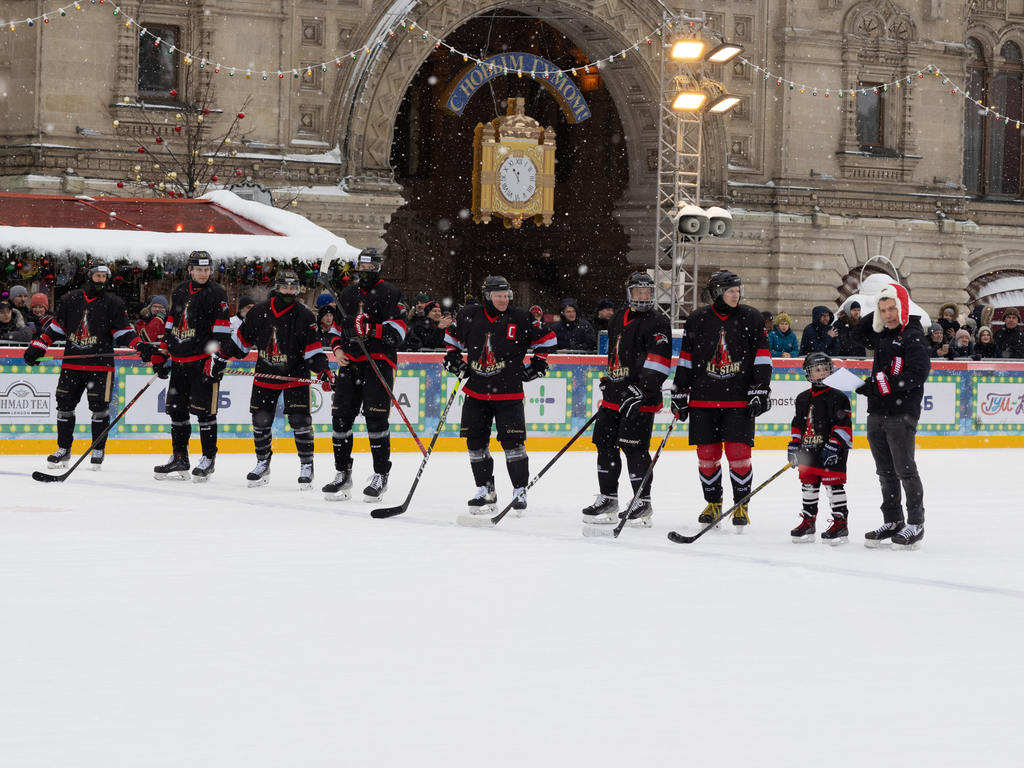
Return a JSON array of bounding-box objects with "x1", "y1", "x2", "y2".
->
[
  {"x1": 626, "y1": 271, "x2": 656, "y2": 313},
  {"x1": 355, "y1": 247, "x2": 385, "y2": 274},
  {"x1": 275, "y1": 269, "x2": 300, "y2": 288},
  {"x1": 187, "y1": 250, "x2": 213, "y2": 269},
  {"x1": 707, "y1": 270, "x2": 742, "y2": 301},
  {"x1": 482, "y1": 275, "x2": 513, "y2": 301},
  {"x1": 87, "y1": 257, "x2": 111, "y2": 278},
  {"x1": 803, "y1": 352, "x2": 835, "y2": 385}
]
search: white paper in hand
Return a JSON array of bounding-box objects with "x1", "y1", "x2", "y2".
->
[{"x1": 823, "y1": 367, "x2": 865, "y2": 392}]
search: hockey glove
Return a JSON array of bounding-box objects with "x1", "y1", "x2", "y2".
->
[
  {"x1": 23, "y1": 343, "x2": 46, "y2": 367},
  {"x1": 443, "y1": 350, "x2": 468, "y2": 379},
  {"x1": 136, "y1": 342, "x2": 158, "y2": 364},
  {"x1": 598, "y1": 377, "x2": 609, "y2": 394},
  {"x1": 820, "y1": 439, "x2": 843, "y2": 467},
  {"x1": 522, "y1": 357, "x2": 548, "y2": 382},
  {"x1": 317, "y1": 368, "x2": 335, "y2": 392},
  {"x1": 150, "y1": 350, "x2": 170, "y2": 379},
  {"x1": 747, "y1": 385, "x2": 771, "y2": 418},
  {"x1": 203, "y1": 352, "x2": 228, "y2": 383},
  {"x1": 854, "y1": 379, "x2": 875, "y2": 398},
  {"x1": 787, "y1": 440, "x2": 801, "y2": 467},
  {"x1": 670, "y1": 389, "x2": 689, "y2": 421},
  {"x1": 619, "y1": 383, "x2": 647, "y2": 419}
]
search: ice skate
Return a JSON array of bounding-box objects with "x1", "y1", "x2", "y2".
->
[
  {"x1": 154, "y1": 454, "x2": 190, "y2": 480},
  {"x1": 890, "y1": 523, "x2": 924, "y2": 551},
  {"x1": 620, "y1": 498, "x2": 653, "y2": 528},
  {"x1": 821, "y1": 515, "x2": 849, "y2": 546},
  {"x1": 298, "y1": 462, "x2": 314, "y2": 491},
  {"x1": 791, "y1": 514, "x2": 816, "y2": 543},
  {"x1": 864, "y1": 520, "x2": 904, "y2": 549},
  {"x1": 582, "y1": 494, "x2": 619, "y2": 524},
  {"x1": 511, "y1": 487, "x2": 528, "y2": 517},
  {"x1": 322, "y1": 468, "x2": 353, "y2": 501},
  {"x1": 467, "y1": 480, "x2": 497, "y2": 514},
  {"x1": 732, "y1": 504, "x2": 750, "y2": 533},
  {"x1": 363, "y1": 473, "x2": 388, "y2": 502},
  {"x1": 191, "y1": 455, "x2": 216, "y2": 484},
  {"x1": 247, "y1": 458, "x2": 271, "y2": 488},
  {"x1": 90, "y1": 449, "x2": 104, "y2": 471},
  {"x1": 46, "y1": 447, "x2": 71, "y2": 469}
]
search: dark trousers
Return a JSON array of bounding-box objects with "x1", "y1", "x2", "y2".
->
[{"x1": 866, "y1": 412, "x2": 925, "y2": 526}]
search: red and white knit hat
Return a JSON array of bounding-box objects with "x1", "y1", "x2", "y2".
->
[{"x1": 873, "y1": 282, "x2": 911, "y2": 332}]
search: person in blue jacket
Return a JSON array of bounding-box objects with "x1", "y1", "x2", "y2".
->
[
  {"x1": 768, "y1": 313, "x2": 799, "y2": 357},
  {"x1": 800, "y1": 306, "x2": 840, "y2": 356}
]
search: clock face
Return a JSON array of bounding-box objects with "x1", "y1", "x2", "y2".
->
[{"x1": 498, "y1": 155, "x2": 537, "y2": 203}]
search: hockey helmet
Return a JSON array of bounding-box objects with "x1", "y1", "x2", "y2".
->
[
  {"x1": 187, "y1": 250, "x2": 213, "y2": 269},
  {"x1": 803, "y1": 352, "x2": 835, "y2": 385},
  {"x1": 356, "y1": 247, "x2": 385, "y2": 273},
  {"x1": 87, "y1": 258, "x2": 111, "y2": 278},
  {"x1": 707, "y1": 270, "x2": 742, "y2": 301},
  {"x1": 482, "y1": 275, "x2": 513, "y2": 301},
  {"x1": 275, "y1": 269, "x2": 300, "y2": 288},
  {"x1": 626, "y1": 271, "x2": 656, "y2": 313}
]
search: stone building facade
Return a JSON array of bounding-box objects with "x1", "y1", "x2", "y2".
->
[{"x1": 0, "y1": 0, "x2": 1021, "y2": 319}]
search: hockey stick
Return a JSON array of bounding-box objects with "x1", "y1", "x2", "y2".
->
[
  {"x1": 582, "y1": 415, "x2": 678, "y2": 539},
  {"x1": 319, "y1": 250, "x2": 428, "y2": 457},
  {"x1": 370, "y1": 379, "x2": 463, "y2": 519},
  {"x1": 31, "y1": 372, "x2": 160, "y2": 484},
  {"x1": 667, "y1": 461, "x2": 793, "y2": 544},
  {"x1": 223, "y1": 369, "x2": 319, "y2": 385},
  {"x1": 456, "y1": 411, "x2": 600, "y2": 529},
  {"x1": 38, "y1": 351, "x2": 139, "y2": 362}
]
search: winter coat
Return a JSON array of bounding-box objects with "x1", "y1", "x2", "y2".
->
[
  {"x1": 937, "y1": 303, "x2": 960, "y2": 340},
  {"x1": 767, "y1": 326, "x2": 799, "y2": 357},
  {"x1": 799, "y1": 306, "x2": 840, "y2": 356},
  {"x1": 974, "y1": 333, "x2": 1000, "y2": 359},
  {"x1": 411, "y1": 318, "x2": 447, "y2": 350},
  {"x1": 945, "y1": 340, "x2": 976, "y2": 360},
  {"x1": 850, "y1": 313, "x2": 932, "y2": 418},
  {"x1": 551, "y1": 299, "x2": 597, "y2": 351},
  {"x1": 834, "y1": 311, "x2": 867, "y2": 357},
  {"x1": 995, "y1": 325, "x2": 1024, "y2": 359},
  {"x1": 0, "y1": 307, "x2": 33, "y2": 343}
]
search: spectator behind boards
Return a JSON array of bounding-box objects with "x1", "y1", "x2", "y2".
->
[
  {"x1": 551, "y1": 297, "x2": 597, "y2": 351},
  {"x1": 799, "y1": 306, "x2": 840, "y2": 356}
]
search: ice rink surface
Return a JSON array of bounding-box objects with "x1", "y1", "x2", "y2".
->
[{"x1": 1, "y1": 448, "x2": 1020, "y2": 767}]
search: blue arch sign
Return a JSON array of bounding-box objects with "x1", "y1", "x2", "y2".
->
[{"x1": 441, "y1": 53, "x2": 592, "y2": 123}]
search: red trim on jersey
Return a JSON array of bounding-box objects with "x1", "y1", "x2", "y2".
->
[
  {"x1": 270, "y1": 298, "x2": 294, "y2": 318},
  {"x1": 484, "y1": 309, "x2": 500, "y2": 323},
  {"x1": 678, "y1": 351, "x2": 692, "y2": 362},
  {"x1": 690, "y1": 399, "x2": 748, "y2": 408},
  {"x1": 83, "y1": 294, "x2": 98, "y2": 304},
  {"x1": 254, "y1": 379, "x2": 308, "y2": 390},
  {"x1": 810, "y1": 387, "x2": 832, "y2": 397},
  {"x1": 645, "y1": 353, "x2": 671, "y2": 367},
  {"x1": 600, "y1": 401, "x2": 662, "y2": 413},
  {"x1": 346, "y1": 352, "x2": 397, "y2": 370},
  {"x1": 622, "y1": 308, "x2": 633, "y2": 326},
  {"x1": 303, "y1": 341, "x2": 322, "y2": 355},
  {"x1": 62, "y1": 364, "x2": 114, "y2": 372},
  {"x1": 712, "y1": 308, "x2": 734, "y2": 322},
  {"x1": 171, "y1": 353, "x2": 211, "y2": 363},
  {"x1": 463, "y1": 387, "x2": 524, "y2": 401}
]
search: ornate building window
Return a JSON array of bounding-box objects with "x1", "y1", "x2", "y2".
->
[
  {"x1": 856, "y1": 84, "x2": 886, "y2": 147},
  {"x1": 964, "y1": 39, "x2": 986, "y2": 195},
  {"x1": 138, "y1": 26, "x2": 180, "y2": 100},
  {"x1": 964, "y1": 38, "x2": 1024, "y2": 197}
]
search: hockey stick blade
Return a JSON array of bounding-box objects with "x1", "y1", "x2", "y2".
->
[
  {"x1": 31, "y1": 470, "x2": 65, "y2": 483},
  {"x1": 370, "y1": 505, "x2": 407, "y2": 519},
  {"x1": 455, "y1": 514, "x2": 498, "y2": 528},
  {"x1": 581, "y1": 525, "x2": 618, "y2": 538}
]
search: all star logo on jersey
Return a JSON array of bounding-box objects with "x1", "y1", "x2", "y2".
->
[
  {"x1": 171, "y1": 300, "x2": 196, "y2": 341},
  {"x1": 471, "y1": 332, "x2": 506, "y2": 377},
  {"x1": 71, "y1": 314, "x2": 97, "y2": 348},
  {"x1": 260, "y1": 327, "x2": 288, "y2": 366},
  {"x1": 608, "y1": 335, "x2": 629, "y2": 381},
  {"x1": 802, "y1": 403, "x2": 824, "y2": 446},
  {"x1": 706, "y1": 329, "x2": 742, "y2": 379}
]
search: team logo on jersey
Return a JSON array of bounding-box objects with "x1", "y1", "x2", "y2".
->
[
  {"x1": 607, "y1": 335, "x2": 629, "y2": 381},
  {"x1": 801, "y1": 404, "x2": 823, "y2": 447},
  {"x1": 653, "y1": 332, "x2": 669, "y2": 346},
  {"x1": 471, "y1": 332, "x2": 506, "y2": 377},
  {"x1": 71, "y1": 314, "x2": 97, "y2": 348},
  {"x1": 171, "y1": 300, "x2": 196, "y2": 341},
  {"x1": 706, "y1": 329, "x2": 742, "y2": 379},
  {"x1": 260, "y1": 328, "x2": 288, "y2": 366}
]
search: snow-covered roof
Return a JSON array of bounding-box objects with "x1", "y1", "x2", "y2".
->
[{"x1": 976, "y1": 274, "x2": 1024, "y2": 308}]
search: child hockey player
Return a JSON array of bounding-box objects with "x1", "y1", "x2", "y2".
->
[{"x1": 787, "y1": 353, "x2": 853, "y2": 545}]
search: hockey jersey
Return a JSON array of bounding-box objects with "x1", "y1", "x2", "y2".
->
[
  {"x1": 161, "y1": 280, "x2": 232, "y2": 362},
  {"x1": 445, "y1": 304, "x2": 557, "y2": 401},
  {"x1": 31, "y1": 289, "x2": 139, "y2": 371},
  {"x1": 673, "y1": 304, "x2": 772, "y2": 408},
  {"x1": 601, "y1": 307, "x2": 673, "y2": 412},
  {"x1": 228, "y1": 297, "x2": 329, "y2": 389},
  {"x1": 791, "y1": 386, "x2": 853, "y2": 483},
  {"x1": 329, "y1": 278, "x2": 407, "y2": 369}
]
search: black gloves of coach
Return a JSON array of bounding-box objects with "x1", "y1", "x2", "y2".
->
[
  {"x1": 23, "y1": 344, "x2": 45, "y2": 367},
  {"x1": 670, "y1": 389, "x2": 689, "y2": 422},
  {"x1": 747, "y1": 385, "x2": 771, "y2": 418},
  {"x1": 443, "y1": 350, "x2": 468, "y2": 379},
  {"x1": 522, "y1": 357, "x2": 548, "y2": 382},
  {"x1": 203, "y1": 352, "x2": 228, "y2": 383}
]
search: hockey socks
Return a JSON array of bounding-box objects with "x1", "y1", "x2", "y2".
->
[
  {"x1": 253, "y1": 426, "x2": 273, "y2": 461},
  {"x1": 171, "y1": 419, "x2": 192, "y2": 456},
  {"x1": 468, "y1": 444, "x2": 494, "y2": 488},
  {"x1": 625, "y1": 450, "x2": 652, "y2": 498},
  {"x1": 90, "y1": 411, "x2": 111, "y2": 451},
  {"x1": 696, "y1": 444, "x2": 724, "y2": 503},
  {"x1": 367, "y1": 422, "x2": 391, "y2": 476},
  {"x1": 504, "y1": 443, "x2": 530, "y2": 489},
  {"x1": 332, "y1": 427, "x2": 353, "y2": 471},
  {"x1": 596, "y1": 445, "x2": 622, "y2": 497},
  {"x1": 198, "y1": 418, "x2": 218, "y2": 457},
  {"x1": 56, "y1": 409, "x2": 75, "y2": 450},
  {"x1": 725, "y1": 442, "x2": 752, "y2": 503}
]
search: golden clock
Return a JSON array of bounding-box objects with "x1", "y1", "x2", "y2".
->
[{"x1": 472, "y1": 98, "x2": 555, "y2": 228}]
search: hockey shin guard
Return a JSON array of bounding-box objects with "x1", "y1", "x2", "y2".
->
[
  {"x1": 696, "y1": 443, "x2": 724, "y2": 503},
  {"x1": 56, "y1": 409, "x2": 75, "y2": 450},
  {"x1": 826, "y1": 484, "x2": 848, "y2": 517},
  {"x1": 170, "y1": 419, "x2": 192, "y2": 455},
  {"x1": 624, "y1": 448, "x2": 653, "y2": 498},
  {"x1": 503, "y1": 443, "x2": 530, "y2": 489},
  {"x1": 91, "y1": 410, "x2": 111, "y2": 451},
  {"x1": 252, "y1": 410, "x2": 274, "y2": 461},
  {"x1": 725, "y1": 442, "x2": 753, "y2": 503},
  {"x1": 801, "y1": 482, "x2": 821, "y2": 516},
  {"x1": 198, "y1": 416, "x2": 218, "y2": 457},
  {"x1": 366, "y1": 418, "x2": 392, "y2": 475},
  {"x1": 467, "y1": 439, "x2": 494, "y2": 487},
  {"x1": 289, "y1": 413, "x2": 314, "y2": 464},
  {"x1": 596, "y1": 445, "x2": 622, "y2": 497}
]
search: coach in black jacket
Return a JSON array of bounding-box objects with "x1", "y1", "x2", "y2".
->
[{"x1": 850, "y1": 283, "x2": 931, "y2": 549}]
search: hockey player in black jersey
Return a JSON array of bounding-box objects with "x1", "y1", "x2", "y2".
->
[
  {"x1": 671, "y1": 271, "x2": 772, "y2": 532},
  {"x1": 218, "y1": 270, "x2": 333, "y2": 490},
  {"x1": 24, "y1": 259, "x2": 143, "y2": 470},
  {"x1": 787, "y1": 353, "x2": 853, "y2": 544},
  {"x1": 444, "y1": 276, "x2": 557, "y2": 515},
  {"x1": 583, "y1": 272, "x2": 672, "y2": 528},
  {"x1": 322, "y1": 248, "x2": 408, "y2": 502},
  {"x1": 149, "y1": 251, "x2": 232, "y2": 482}
]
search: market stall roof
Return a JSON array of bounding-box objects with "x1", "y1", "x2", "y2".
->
[{"x1": 0, "y1": 190, "x2": 359, "y2": 265}]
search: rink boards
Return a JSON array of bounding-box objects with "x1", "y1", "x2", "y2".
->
[{"x1": 1, "y1": 350, "x2": 1022, "y2": 452}]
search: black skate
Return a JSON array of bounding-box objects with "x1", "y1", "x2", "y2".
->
[
  {"x1": 322, "y1": 468, "x2": 353, "y2": 501},
  {"x1": 890, "y1": 523, "x2": 924, "y2": 551},
  {"x1": 154, "y1": 454, "x2": 190, "y2": 480},
  {"x1": 864, "y1": 521, "x2": 904, "y2": 549},
  {"x1": 821, "y1": 515, "x2": 849, "y2": 546},
  {"x1": 363, "y1": 473, "x2": 388, "y2": 502},
  {"x1": 732, "y1": 504, "x2": 750, "y2": 534},
  {"x1": 90, "y1": 449, "x2": 104, "y2": 471},
  {"x1": 46, "y1": 447, "x2": 71, "y2": 469},
  {"x1": 298, "y1": 462, "x2": 314, "y2": 491},
  {"x1": 698, "y1": 502, "x2": 722, "y2": 526},
  {"x1": 511, "y1": 487, "x2": 528, "y2": 516},
  {"x1": 619, "y1": 498, "x2": 653, "y2": 528},
  {"x1": 582, "y1": 494, "x2": 619, "y2": 524},
  {"x1": 467, "y1": 480, "x2": 497, "y2": 514},
  {"x1": 247, "y1": 458, "x2": 272, "y2": 488},
  {"x1": 191, "y1": 455, "x2": 216, "y2": 484},
  {"x1": 791, "y1": 514, "x2": 816, "y2": 543}
]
